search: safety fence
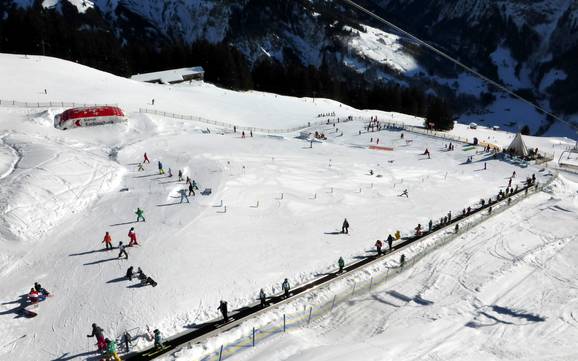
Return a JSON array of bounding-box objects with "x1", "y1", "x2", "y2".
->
[
  {"x1": 182, "y1": 172, "x2": 558, "y2": 361},
  {"x1": 138, "y1": 108, "x2": 358, "y2": 134},
  {"x1": 0, "y1": 99, "x2": 117, "y2": 109}
]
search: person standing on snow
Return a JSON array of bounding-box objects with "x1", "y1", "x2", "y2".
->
[
  {"x1": 158, "y1": 161, "x2": 165, "y2": 175},
  {"x1": 143, "y1": 153, "x2": 150, "y2": 164},
  {"x1": 375, "y1": 240, "x2": 383, "y2": 255},
  {"x1": 191, "y1": 179, "x2": 199, "y2": 190},
  {"x1": 400, "y1": 254, "x2": 406, "y2": 268},
  {"x1": 154, "y1": 329, "x2": 163, "y2": 349},
  {"x1": 188, "y1": 182, "x2": 195, "y2": 196},
  {"x1": 106, "y1": 338, "x2": 121, "y2": 361},
  {"x1": 341, "y1": 218, "x2": 350, "y2": 234},
  {"x1": 179, "y1": 189, "x2": 189, "y2": 203},
  {"x1": 338, "y1": 257, "x2": 345, "y2": 273},
  {"x1": 428, "y1": 219, "x2": 433, "y2": 232},
  {"x1": 87, "y1": 323, "x2": 106, "y2": 352},
  {"x1": 102, "y1": 231, "x2": 113, "y2": 250},
  {"x1": 259, "y1": 289, "x2": 268, "y2": 308},
  {"x1": 282, "y1": 278, "x2": 291, "y2": 299},
  {"x1": 118, "y1": 242, "x2": 128, "y2": 259},
  {"x1": 387, "y1": 234, "x2": 395, "y2": 250},
  {"x1": 218, "y1": 301, "x2": 229, "y2": 322},
  {"x1": 135, "y1": 208, "x2": 145, "y2": 222},
  {"x1": 128, "y1": 228, "x2": 138, "y2": 246},
  {"x1": 126, "y1": 266, "x2": 134, "y2": 281},
  {"x1": 168, "y1": 168, "x2": 173, "y2": 178},
  {"x1": 178, "y1": 170, "x2": 183, "y2": 182},
  {"x1": 394, "y1": 230, "x2": 401, "y2": 240}
]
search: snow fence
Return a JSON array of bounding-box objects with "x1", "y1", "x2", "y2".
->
[
  {"x1": 169, "y1": 172, "x2": 558, "y2": 361},
  {"x1": 0, "y1": 99, "x2": 117, "y2": 109}
]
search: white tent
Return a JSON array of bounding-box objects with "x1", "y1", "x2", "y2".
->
[{"x1": 507, "y1": 133, "x2": 529, "y2": 157}]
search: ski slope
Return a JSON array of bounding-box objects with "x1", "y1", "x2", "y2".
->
[
  {"x1": 0, "y1": 54, "x2": 568, "y2": 361},
  {"x1": 227, "y1": 175, "x2": 578, "y2": 361}
]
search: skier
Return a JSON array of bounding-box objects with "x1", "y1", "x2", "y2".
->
[
  {"x1": 399, "y1": 189, "x2": 408, "y2": 197},
  {"x1": 143, "y1": 152, "x2": 150, "y2": 164},
  {"x1": 34, "y1": 282, "x2": 50, "y2": 296},
  {"x1": 508, "y1": 178, "x2": 512, "y2": 188},
  {"x1": 455, "y1": 223, "x2": 459, "y2": 233},
  {"x1": 158, "y1": 161, "x2": 165, "y2": 175},
  {"x1": 338, "y1": 257, "x2": 345, "y2": 273},
  {"x1": 154, "y1": 329, "x2": 163, "y2": 349},
  {"x1": 375, "y1": 240, "x2": 383, "y2": 255},
  {"x1": 401, "y1": 133, "x2": 404, "y2": 139},
  {"x1": 242, "y1": 131, "x2": 246, "y2": 138},
  {"x1": 484, "y1": 162, "x2": 487, "y2": 170},
  {"x1": 447, "y1": 211, "x2": 452, "y2": 222},
  {"x1": 259, "y1": 288, "x2": 268, "y2": 308},
  {"x1": 87, "y1": 323, "x2": 106, "y2": 352},
  {"x1": 178, "y1": 169, "x2": 183, "y2": 182},
  {"x1": 428, "y1": 219, "x2": 433, "y2": 232},
  {"x1": 341, "y1": 218, "x2": 349, "y2": 234},
  {"x1": 400, "y1": 254, "x2": 406, "y2": 268},
  {"x1": 186, "y1": 176, "x2": 191, "y2": 185},
  {"x1": 135, "y1": 208, "x2": 145, "y2": 222},
  {"x1": 387, "y1": 234, "x2": 394, "y2": 251},
  {"x1": 188, "y1": 182, "x2": 195, "y2": 196},
  {"x1": 282, "y1": 278, "x2": 291, "y2": 299},
  {"x1": 126, "y1": 266, "x2": 134, "y2": 281},
  {"x1": 168, "y1": 168, "x2": 173, "y2": 177},
  {"x1": 250, "y1": 130, "x2": 253, "y2": 137},
  {"x1": 106, "y1": 338, "x2": 121, "y2": 361},
  {"x1": 128, "y1": 227, "x2": 138, "y2": 246},
  {"x1": 151, "y1": 99, "x2": 155, "y2": 106},
  {"x1": 103, "y1": 232, "x2": 113, "y2": 250},
  {"x1": 218, "y1": 300, "x2": 229, "y2": 322},
  {"x1": 394, "y1": 230, "x2": 401, "y2": 240},
  {"x1": 123, "y1": 331, "x2": 132, "y2": 353},
  {"x1": 512, "y1": 171, "x2": 517, "y2": 178},
  {"x1": 137, "y1": 163, "x2": 144, "y2": 171},
  {"x1": 191, "y1": 180, "x2": 199, "y2": 190},
  {"x1": 118, "y1": 242, "x2": 128, "y2": 259},
  {"x1": 179, "y1": 189, "x2": 189, "y2": 203},
  {"x1": 415, "y1": 223, "x2": 422, "y2": 236},
  {"x1": 28, "y1": 288, "x2": 40, "y2": 303}
]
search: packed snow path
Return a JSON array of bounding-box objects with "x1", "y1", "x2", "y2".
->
[{"x1": 226, "y1": 175, "x2": 578, "y2": 361}]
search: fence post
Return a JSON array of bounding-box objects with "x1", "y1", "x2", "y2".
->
[
  {"x1": 330, "y1": 295, "x2": 336, "y2": 311},
  {"x1": 218, "y1": 345, "x2": 224, "y2": 361},
  {"x1": 307, "y1": 307, "x2": 313, "y2": 325},
  {"x1": 252, "y1": 327, "x2": 256, "y2": 347},
  {"x1": 283, "y1": 314, "x2": 286, "y2": 332}
]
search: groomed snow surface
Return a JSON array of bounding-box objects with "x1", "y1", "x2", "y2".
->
[{"x1": 0, "y1": 54, "x2": 575, "y2": 361}]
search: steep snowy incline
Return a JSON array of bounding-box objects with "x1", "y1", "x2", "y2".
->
[
  {"x1": 227, "y1": 175, "x2": 578, "y2": 361},
  {"x1": 0, "y1": 54, "x2": 357, "y2": 130}
]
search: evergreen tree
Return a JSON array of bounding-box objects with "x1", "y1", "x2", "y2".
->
[{"x1": 426, "y1": 98, "x2": 454, "y2": 130}]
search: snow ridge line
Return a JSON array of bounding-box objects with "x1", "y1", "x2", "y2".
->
[
  {"x1": 0, "y1": 99, "x2": 118, "y2": 109},
  {"x1": 138, "y1": 108, "x2": 356, "y2": 134},
  {"x1": 131, "y1": 172, "x2": 558, "y2": 361}
]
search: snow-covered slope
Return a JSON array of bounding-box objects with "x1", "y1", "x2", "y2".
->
[{"x1": 0, "y1": 54, "x2": 564, "y2": 360}]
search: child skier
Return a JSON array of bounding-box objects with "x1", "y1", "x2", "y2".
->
[
  {"x1": 179, "y1": 189, "x2": 189, "y2": 203},
  {"x1": 102, "y1": 231, "x2": 113, "y2": 250},
  {"x1": 341, "y1": 218, "x2": 349, "y2": 234},
  {"x1": 128, "y1": 228, "x2": 138, "y2": 246},
  {"x1": 135, "y1": 208, "x2": 145, "y2": 222},
  {"x1": 375, "y1": 240, "x2": 383, "y2": 255},
  {"x1": 87, "y1": 323, "x2": 106, "y2": 352},
  {"x1": 143, "y1": 152, "x2": 150, "y2": 164},
  {"x1": 118, "y1": 242, "x2": 128, "y2": 259},
  {"x1": 137, "y1": 163, "x2": 144, "y2": 171},
  {"x1": 34, "y1": 282, "x2": 50, "y2": 296},
  {"x1": 259, "y1": 289, "x2": 267, "y2": 308},
  {"x1": 188, "y1": 183, "x2": 195, "y2": 196},
  {"x1": 158, "y1": 161, "x2": 165, "y2": 175},
  {"x1": 338, "y1": 257, "x2": 345, "y2": 273},
  {"x1": 28, "y1": 288, "x2": 40, "y2": 303},
  {"x1": 154, "y1": 329, "x2": 163, "y2": 349},
  {"x1": 282, "y1": 278, "x2": 291, "y2": 299},
  {"x1": 106, "y1": 338, "x2": 121, "y2": 361},
  {"x1": 178, "y1": 169, "x2": 183, "y2": 182},
  {"x1": 218, "y1": 301, "x2": 229, "y2": 322},
  {"x1": 387, "y1": 234, "x2": 395, "y2": 250}
]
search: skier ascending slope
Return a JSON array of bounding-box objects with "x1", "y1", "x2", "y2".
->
[
  {"x1": 87, "y1": 323, "x2": 106, "y2": 352},
  {"x1": 143, "y1": 152, "x2": 150, "y2": 164},
  {"x1": 135, "y1": 208, "x2": 145, "y2": 222},
  {"x1": 282, "y1": 278, "x2": 291, "y2": 299},
  {"x1": 128, "y1": 227, "x2": 138, "y2": 246},
  {"x1": 106, "y1": 338, "x2": 121, "y2": 361},
  {"x1": 118, "y1": 242, "x2": 128, "y2": 259},
  {"x1": 218, "y1": 300, "x2": 229, "y2": 322}
]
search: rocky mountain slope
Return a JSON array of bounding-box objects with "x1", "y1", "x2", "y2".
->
[{"x1": 3, "y1": 0, "x2": 578, "y2": 135}]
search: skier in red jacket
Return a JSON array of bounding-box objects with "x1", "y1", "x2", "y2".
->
[
  {"x1": 143, "y1": 152, "x2": 150, "y2": 164},
  {"x1": 102, "y1": 232, "x2": 113, "y2": 250},
  {"x1": 128, "y1": 227, "x2": 138, "y2": 246}
]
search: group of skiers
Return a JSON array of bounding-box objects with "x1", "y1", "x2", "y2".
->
[
  {"x1": 28, "y1": 282, "x2": 50, "y2": 303},
  {"x1": 101, "y1": 226, "x2": 140, "y2": 260},
  {"x1": 87, "y1": 323, "x2": 120, "y2": 361}
]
